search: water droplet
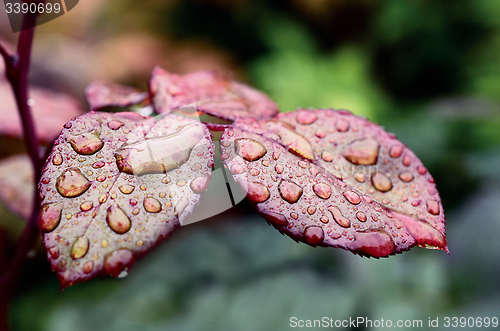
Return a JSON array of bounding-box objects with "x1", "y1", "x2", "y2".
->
[
  {"x1": 39, "y1": 202, "x2": 63, "y2": 232},
  {"x1": 190, "y1": 175, "x2": 210, "y2": 193},
  {"x1": 403, "y1": 155, "x2": 411, "y2": 166},
  {"x1": 399, "y1": 172, "x2": 414, "y2": 182},
  {"x1": 417, "y1": 166, "x2": 427, "y2": 175},
  {"x1": 108, "y1": 120, "x2": 124, "y2": 130},
  {"x1": 426, "y1": 200, "x2": 440, "y2": 215},
  {"x1": 296, "y1": 110, "x2": 317, "y2": 125},
  {"x1": 104, "y1": 249, "x2": 134, "y2": 277},
  {"x1": 354, "y1": 172, "x2": 365, "y2": 183},
  {"x1": 69, "y1": 130, "x2": 104, "y2": 155},
  {"x1": 162, "y1": 176, "x2": 171, "y2": 184},
  {"x1": 144, "y1": 197, "x2": 162, "y2": 213},
  {"x1": 101, "y1": 239, "x2": 108, "y2": 248},
  {"x1": 48, "y1": 246, "x2": 59, "y2": 259},
  {"x1": 328, "y1": 206, "x2": 350, "y2": 228},
  {"x1": 321, "y1": 151, "x2": 333, "y2": 162},
  {"x1": 343, "y1": 191, "x2": 361, "y2": 205},
  {"x1": 176, "y1": 178, "x2": 187, "y2": 187},
  {"x1": 80, "y1": 201, "x2": 93, "y2": 212},
  {"x1": 290, "y1": 212, "x2": 299, "y2": 219},
  {"x1": 313, "y1": 183, "x2": 332, "y2": 199},
  {"x1": 70, "y1": 236, "x2": 89, "y2": 259},
  {"x1": 320, "y1": 215, "x2": 329, "y2": 223},
  {"x1": 52, "y1": 153, "x2": 63, "y2": 166},
  {"x1": 249, "y1": 168, "x2": 260, "y2": 176},
  {"x1": 234, "y1": 138, "x2": 267, "y2": 162},
  {"x1": 298, "y1": 160, "x2": 308, "y2": 168},
  {"x1": 259, "y1": 209, "x2": 288, "y2": 226},
  {"x1": 348, "y1": 230, "x2": 396, "y2": 257},
  {"x1": 356, "y1": 211, "x2": 367, "y2": 222},
  {"x1": 106, "y1": 205, "x2": 131, "y2": 234},
  {"x1": 83, "y1": 260, "x2": 94, "y2": 273},
  {"x1": 275, "y1": 164, "x2": 284, "y2": 174},
  {"x1": 245, "y1": 182, "x2": 270, "y2": 203},
  {"x1": 304, "y1": 226, "x2": 324, "y2": 245},
  {"x1": 371, "y1": 173, "x2": 392, "y2": 192},
  {"x1": 335, "y1": 118, "x2": 349, "y2": 132},
  {"x1": 307, "y1": 205, "x2": 317, "y2": 215},
  {"x1": 278, "y1": 180, "x2": 303, "y2": 204},
  {"x1": 389, "y1": 145, "x2": 403, "y2": 158},
  {"x1": 92, "y1": 161, "x2": 105, "y2": 169},
  {"x1": 56, "y1": 168, "x2": 91, "y2": 198},
  {"x1": 267, "y1": 121, "x2": 314, "y2": 160},
  {"x1": 342, "y1": 138, "x2": 379, "y2": 165},
  {"x1": 119, "y1": 184, "x2": 135, "y2": 194},
  {"x1": 315, "y1": 129, "x2": 326, "y2": 138}
]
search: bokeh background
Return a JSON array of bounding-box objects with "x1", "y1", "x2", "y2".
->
[{"x1": 1, "y1": 0, "x2": 500, "y2": 330}]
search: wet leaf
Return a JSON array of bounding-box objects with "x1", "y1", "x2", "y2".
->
[
  {"x1": 0, "y1": 154, "x2": 34, "y2": 220},
  {"x1": 149, "y1": 67, "x2": 278, "y2": 121},
  {"x1": 0, "y1": 81, "x2": 84, "y2": 142},
  {"x1": 39, "y1": 111, "x2": 215, "y2": 288},
  {"x1": 85, "y1": 81, "x2": 149, "y2": 111},
  {"x1": 220, "y1": 109, "x2": 447, "y2": 257}
]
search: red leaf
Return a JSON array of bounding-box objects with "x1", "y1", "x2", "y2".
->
[
  {"x1": 85, "y1": 81, "x2": 149, "y2": 111},
  {"x1": 220, "y1": 109, "x2": 447, "y2": 257},
  {"x1": 0, "y1": 81, "x2": 84, "y2": 142},
  {"x1": 149, "y1": 67, "x2": 278, "y2": 121},
  {"x1": 0, "y1": 154, "x2": 33, "y2": 220},
  {"x1": 39, "y1": 111, "x2": 215, "y2": 288}
]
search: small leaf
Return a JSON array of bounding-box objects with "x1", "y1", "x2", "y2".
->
[
  {"x1": 149, "y1": 67, "x2": 279, "y2": 120},
  {"x1": 85, "y1": 81, "x2": 149, "y2": 111},
  {"x1": 220, "y1": 109, "x2": 447, "y2": 257},
  {"x1": 39, "y1": 111, "x2": 215, "y2": 288},
  {"x1": 0, "y1": 154, "x2": 33, "y2": 220}
]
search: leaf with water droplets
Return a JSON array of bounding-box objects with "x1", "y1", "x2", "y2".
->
[
  {"x1": 220, "y1": 109, "x2": 447, "y2": 257},
  {"x1": 39, "y1": 111, "x2": 215, "y2": 288},
  {"x1": 85, "y1": 81, "x2": 149, "y2": 111},
  {"x1": 149, "y1": 67, "x2": 278, "y2": 120}
]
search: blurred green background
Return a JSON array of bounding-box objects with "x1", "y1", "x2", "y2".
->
[{"x1": 1, "y1": 0, "x2": 500, "y2": 330}]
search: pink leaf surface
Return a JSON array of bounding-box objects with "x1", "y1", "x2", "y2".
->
[
  {"x1": 220, "y1": 109, "x2": 447, "y2": 257},
  {"x1": 85, "y1": 81, "x2": 149, "y2": 111},
  {"x1": 0, "y1": 154, "x2": 33, "y2": 220},
  {"x1": 149, "y1": 67, "x2": 278, "y2": 121},
  {"x1": 0, "y1": 81, "x2": 84, "y2": 142},
  {"x1": 38, "y1": 111, "x2": 215, "y2": 288}
]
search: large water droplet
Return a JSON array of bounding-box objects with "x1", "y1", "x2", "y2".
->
[
  {"x1": 234, "y1": 138, "x2": 267, "y2": 161},
  {"x1": 313, "y1": 183, "x2": 332, "y2": 200},
  {"x1": 69, "y1": 130, "x2": 104, "y2": 155},
  {"x1": 356, "y1": 211, "x2": 367, "y2": 222},
  {"x1": 335, "y1": 118, "x2": 349, "y2": 132},
  {"x1": 144, "y1": 197, "x2": 162, "y2": 213},
  {"x1": 52, "y1": 153, "x2": 63, "y2": 166},
  {"x1": 119, "y1": 184, "x2": 135, "y2": 194},
  {"x1": 328, "y1": 206, "x2": 350, "y2": 228},
  {"x1": 389, "y1": 145, "x2": 403, "y2": 158},
  {"x1": 115, "y1": 123, "x2": 204, "y2": 176},
  {"x1": 108, "y1": 120, "x2": 124, "y2": 130},
  {"x1": 304, "y1": 226, "x2": 324, "y2": 245},
  {"x1": 56, "y1": 168, "x2": 91, "y2": 198},
  {"x1": 348, "y1": 230, "x2": 396, "y2": 257},
  {"x1": 399, "y1": 172, "x2": 414, "y2": 182},
  {"x1": 39, "y1": 202, "x2": 63, "y2": 232},
  {"x1": 80, "y1": 201, "x2": 93, "y2": 212},
  {"x1": 296, "y1": 110, "x2": 317, "y2": 125},
  {"x1": 104, "y1": 249, "x2": 134, "y2": 277},
  {"x1": 267, "y1": 121, "x2": 314, "y2": 160},
  {"x1": 278, "y1": 180, "x2": 303, "y2": 204},
  {"x1": 259, "y1": 209, "x2": 288, "y2": 226},
  {"x1": 343, "y1": 191, "x2": 361, "y2": 205},
  {"x1": 321, "y1": 151, "x2": 333, "y2": 162},
  {"x1": 70, "y1": 236, "x2": 89, "y2": 259},
  {"x1": 342, "y1": 138, "x2": 379, "y2": 165},
  {"x1": 83, "y1": 260, "x2": 94, "y2": 274},
  {"x1": 190, "y1": 175, "x2": 210, "y2": 193},
  {"x1": 106, "y1": 205, "x2": 131, "y2": 234},
  {"x1": 426, "y1": 200, "x2": 440, "y2": 215},
  {"x1": 245, "y1": 182, "x2": 270, "y2": 203},
  {"x1": 371, "y1": 173, "x2": 392, "y2": 192}
]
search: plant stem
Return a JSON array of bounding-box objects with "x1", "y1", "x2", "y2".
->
[{"x1": 0, "y1": 6, "x2": 42, "y2": 330}]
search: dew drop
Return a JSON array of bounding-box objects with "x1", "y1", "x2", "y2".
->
[
  {"x1": 80, "y1": 201, "x2": 93, "y2": 212},
  {"x1": 162, "y1": 176, "x2": 171, "y2": 184},
  {"x1": 70, "y1": 236, "x2": 89, "y2": 259},
  {"x1": 298, "y1": 160, "x2": 308, "y2": 168},
  {"x1": 48, "y1": 246, "x2": 59, "y2": 259},
  {"x1": 267, "y1": 121, "x2": 314, "y2": 160},
  {"x1": 119, "y1": 184, "x2": 135, "y2": 194},
  {"x1": 342, "y1": 138, "x2": 379, "y2": 165},
  {"x1": 348, "y1": 230, "x2": 396, "y2": 257},
  {"x1": 313, "y1": 183, "x2": 332, "y2": 199},
  {"x1": 101, "y1": 239, "x2": 108, "y2": 248},
  {"x1": 278, "y1": 180, "x2": 303, "y2": 204},
  {"x1": 307, "y1": 205, "x2": 317, "y2": 215},
  {"x1": 56, "y1": 168, "x2": 91, "y2": 198},
  {"x1": 245, "y1": 182, "x2": 270, "y2": 203},
  {"x1": 315, "y1": 129, "x2": 326, "y2": 138},
  {"x1": 92, "y1": 161, "x2": 105, "y2": 169},
  {"x1": 343, "y1": 191, "x2": 361, "y2": 205},
  {"x1": 234, "y1": 138, "x2": 267, "y2": 161},
  {"x1": 52, "y1": 153, "x2": 63, "y2": 166},
  {"x1": 356, "y1": 211, "x2": 367, "y2": 222},
  {"x1": 83, "y1": 260, "x2": 94, "y2": 273},
  {"x1": 259, "y1": 209, "x2": 288, "y2": 226},
  {"x1": 296, "y1": 110, "x2": 317, "y2": 125},
  {"x1": 389, "y1": 145, "x2": 403, "y2": 158},
  {"x1": 144, "y1": 197, "x2": 162, "y2": 213},
  {"x1": 335, "y1": 118, "x2": 350, "y2": 132},
  {"x1": 328, "y1": 206, "x2": 350, "y2": 228},
  {"x1": 320, "y1": 215, "x2": 329, "y2": 223},
  {"x1": 321, "y1": 151, "x2": 334, "y2": 162},
  {"x1": 190, "y1": 175, "x2": 210, "y2": 193},
  {"x1": 275, "y1": 164, "x2": 284, "y2": 174},
  {"x1": 39, "y1": 202, "x2": 63, "y2": 232},
  {"x1": 304, "y1": 226, "x2": 324, "y2": 245},
  {"x1": 417, "y1": 166, "x2": 427, "y2": 175},
  {"x1": 354, "y1": 172, "x2": 365, "y2": 183},
  {"x1": 104, "y1": 249, "x2": 134, "y2": 277},
  {"x1": 371, "y1": 173, "x2": 393, "y2": 192},
  {"x1": 426, "y1": 200, "x2": 440, "y2": 215},
  {"x1": 403, "y1": 155, "x2": 411, "y2": 166},
  {"x1": 176, "y1": 178, "x2": 187, "y2": 187},
  {"x1": 399, "y1": 172, "x2": 414, "y2": 182},
  {"x1": 106, "y1": 205, "x2": 131, "y2": 234},
  {"x1": 69, "y1": 130, "x2": 104, "y2": 155},
  {"x1": 108, "y1": 120, "x2": 124, "y2": 130},
  {"x1": 231, "y1": 164, "x2": 244, "y2": 174},
  {"x1": 290, "y1": 212, "x2": 299, "y2": 219}
]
